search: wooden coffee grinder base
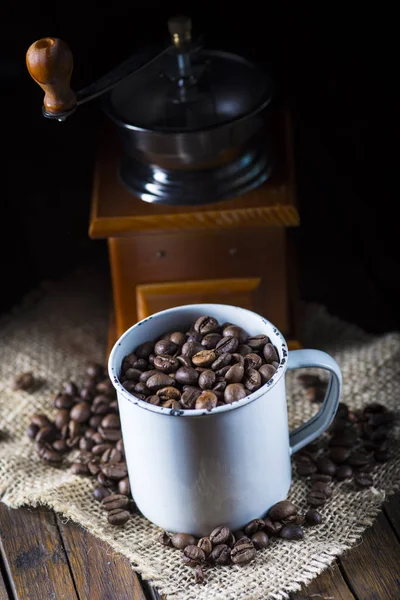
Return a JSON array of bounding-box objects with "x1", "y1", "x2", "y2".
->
[{"x1": 89, "y1": 110, "x2": 302, "y2": 353}]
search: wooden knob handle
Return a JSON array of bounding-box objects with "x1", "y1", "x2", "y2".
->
[{"x1": 26, "y1": 37, "x2": 76, "y2": 115}]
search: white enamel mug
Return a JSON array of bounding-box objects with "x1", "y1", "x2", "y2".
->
[{"x1": 109, "y1": 304, "x2": 342, "y2": 536}]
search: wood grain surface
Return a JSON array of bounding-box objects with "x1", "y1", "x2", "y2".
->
[
  {"x1": 1, "y1": 494, "x2": 400, "y2": 599},
  {"x1": 0, "y1": 504, "x2": 78, "y2": 600},
  {"x1": 57, "y1": 516, "x2": 147, "y2": 600}
]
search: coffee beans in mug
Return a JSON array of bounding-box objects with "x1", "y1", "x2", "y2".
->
[{"x1": 119, "y1": 316, "x2": 281, "y2": 411}]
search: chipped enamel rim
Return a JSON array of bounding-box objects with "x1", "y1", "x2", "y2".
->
[{"x1": 108, "y1": 304, "x2": 288, "y2": 417}]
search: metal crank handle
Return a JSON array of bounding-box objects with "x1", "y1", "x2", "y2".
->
[{"x1": 26, "y1": 37, "x2": 172, "y2": 121}]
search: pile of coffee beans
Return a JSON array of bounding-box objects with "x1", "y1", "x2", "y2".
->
[
  {"x1": 294, "y1": 374, "x2": 397, "y2": 508},
  {"x1": 119, "y1": 316, "x2": 281, "y2": 410},
  {"x1": 24, "y1": 360, "x2": 397, "y2": 587},
  {"x1": 158, "y1": 499, "x2": 321, "y2": 584},
  {"x1": 26, "y1": 362, "x2": 136, "y2": 527}
]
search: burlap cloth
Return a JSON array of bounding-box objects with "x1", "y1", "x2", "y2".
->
[{"x1": 1, "y1": 266, "x2": 399, "y2": 600}]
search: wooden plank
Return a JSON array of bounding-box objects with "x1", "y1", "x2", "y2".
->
[
  {"x1": 340, "y1": 511, "x2": 400, "y2": 600},
  {"x1": 0, "y1": 562, "x2": 11, "y2": 600},
  {"x1": 57, "y1": 516, "x2": 147, "y2": 600},
  {"x1": 383, "y1": 491, "x2": 400, "y2": 540},
  {"x1": 0, "y1": 503, "x2": 78, "y2": 600},
  {"x1": 300, "y1": 562, "x2": 355, "y2": 599}
]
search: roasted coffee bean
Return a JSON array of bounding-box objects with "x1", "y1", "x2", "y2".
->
[
  {"x1": 243, "y1": 368, "x2": 262, "y2": 392},
  {"x1": 124, "y1": 368, "x2": 142, "y2": 381},
  {"x1": 79, "y1": 436, "x2": 94, "y2": 451},
  {"x1": 135, "y1": 342, "x2": 154, "y2": 359},
  {"x1": 263, "y1": 518, "x2": 283, "y2": 536},
  {"x1": 210, "y1": 525, "x2": 230, "y2": 544},
  {"x1": 181, "y1": 341, "x2": 204, "y2": 358},
  {"x1": 35, "y1": 442, "x2": 62, "y2": 464},
  {"x1": 182, "y1": 545, "x2": 206, "y2": 567},
  {"x1": 297, "y1": 462, "x2": 318, "y2": 476},
  {"x1": 263, "y1": 343, "x2": 279, "y2": 363},
  {"x1": 198, "y1": 369, "x2": 216, "y2": 390},
  {"x1": 66, "y1": 435, "x2": 82, "y2": 449},
  {"x1": 238, "y1": 344, "x2": 252, "y2": 356},
  {"x1": 169, "y1": 332, "x2": 187, "y2": 346},
  {"x1": 306, "y1": 490, "x2": 328, "y2": 507},
  {"x1": 194, "y1": 316, "x2": 220, "y2": 335},
  {"x1": 148, "y1": 395, "x2": 161, "y2": 405},
  {"x1": 69, "y1": 402, "x2": 91, "y2": 423},
  {"x1": 92, "y1": 442, "x2": 113, "y2": 455},
  {"x1": 195, "y1": 391, "x2": 218, "y2": 410},
  {"x1": 210, "y1": 544, "x2": 231, "y2": 565},
  {"x1": 215, "y1": 365, "x2": 231, "y2": 378},
  {"x1": 280, "y1": 524, "x2": 304, "y2": 540},
  {"x1": 192, "y1": 350, "x2": 217, "y2": 368},
  {"x1": 213, "y1": 380, "x2": 227, "y2": 394},
  {"x1": 98, "y1": 471, "x2": 116, "y2": 487},
  {"x1": 153, "y1": 355, "x2": 180, "y2": 373},
  {"x1": 134, "y1": 382, "x2": 150, "y2": 396},
  {"x1": 107, "y1": 508, "x2": 130, "y2": 526},
  {"x1": 52, "y1": 439, "x2": 69, "y2": 453},
  {"x1": 180, "y1": 388, "x2": 201, "y2": 409},
  {"x1": 310, "y1": 481, "x2": 332, "y2": 498},
  {"x1": 224, "y1": 383, "x2": 246, "y2": 403},
  {"x1": 93, "y1": 486, "x2": 111, "y2": 502},
  {"x1": 101, "y1": 463, "x2": 128, "y2": 480},
  {"x1": 247, "y1": 335, "x2": 269, "y2": 350},
  {"x1": 251, "y1": 530, "x2": 269, "y2": 550},
  {"x1": 87, "y1": 461, "x2": 100, "y2": 475},
  {"x1": 235, "y1": 535, "x2": 252, "y2": 545},
  {"x1": 348, "y1": 450, "x2": 372, "y2": 467},
  {"x1": 100, "y1": 448, "x2": 113, "y2": 464},
  {"x1": 231, "y1": 540, "x2": 256, "y2": 564},
  {"x1": 269, "y1": 500, "x2": 298, "y2": 521},
  {"x1": 305, "y1": 509, "x2": 322, "y2": 526},
  {"x1": 14, "y1": 371, "x2": 35, "y2": 391},
  {"x1": 244, "y1": 353, "x2": 263, "y2": 370},
  {"x1": 139, "y1": 370, "x2": 159, "y2": 383},
  {"x1": 98, "y1": 427, "x2": 122, "y2": 442},
  {"x1": 35, "y1": 425, "x2": 57, "y2": 444},
  {"x1": 53, "y1": 394, "x2": 74, "y2": 409},
  {"x1": 336, "y1": 464, "x2": 354, "y2": 480},
  {"x1": 211, "y1": 353, "x2": 231, "y2": 371},
  {"x1": 54, "y1": 409, "x2": 70, "y2": 430},
  {"x1": 71, "y1": 462, "x2": 89, "y2": 475},
  {"x1": 102, "y1": 494, "x2": 130, "y2": 511},
  {"x1": 330, "y1": 446, "x2": 351, "y2": 464},
  {"x1": 101, "y1": 414, "x2": 120, "y2": 429},
  {"x1": 355, "y1": 472, "x2": 374, "y2": 488},
  {"x1": 230, "y1": 353, "x2": 245, "y2": 365},
  {"x1": 159, "y1": 531, "x2": 171, "y2": 546},
  {"x1": 201, "y1": 333, "x2": 222, "y2": 349},
  {"x1": 163, "y1": 399, "x2": 181, "y2": 410},
  {"x1": 197, "y1": 537, "x2": 212, "y2": 556},
  {"x1": 174, "y1": 367, "x2": 199, "y2": 386},
  {"x1": 195, "y1": 565, "x2": 204, "y2": 584},
  {"x1": 222, "y1": 325, "x2": 248, "y2": 344},
  {"x1": 244, "y1": 519, "x2": 264, "y2": 536},
  {"x1": 258, "y1": 364, "x2": 276, "y2": 384},
  {"x1": 170, "y1": 533, "x2": 196, "y2": 550},
  {"x1": 96, "y1": 378, "x2": 114, "y2": 395},
  {"x1": 225, "y1": 363, "x2": 244, "y2": 384},
  {"x1": 316, "y1": 457, "x2": 337, "y2": 476},
  {"x1": 216, "y1": 336, "x2": 239, "y2": 354},
  {"x1": 187, "y1": 331, "x2": 204, "y2": 343},
  {"x1": 309, "y1": 473, "x2": 332, "y2": 483},
  {"x1": 31, "y1": 414, "x2": 51, "y2": 429},
  {"x1": 146, "y1": 373, "x2": 175, "y2": 391},
  {"x1": 156, "y1": 386, "x2": 181, "y2": 401},
  {"x1": 117, "y1": 477, "x2": 130, "y2": 496}
]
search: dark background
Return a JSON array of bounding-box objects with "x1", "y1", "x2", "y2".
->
[{"x1": 2, "y1": 4, "x2": 398, "y2": 333}]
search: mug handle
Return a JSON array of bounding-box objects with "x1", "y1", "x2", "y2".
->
[{"x1": 287, "y1": 349, "x2": 342, "y2": 454}]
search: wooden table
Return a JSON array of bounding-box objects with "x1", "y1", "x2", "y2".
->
[{"x1": 1, "y1": 492, "x2": 400, "y2": 599}]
